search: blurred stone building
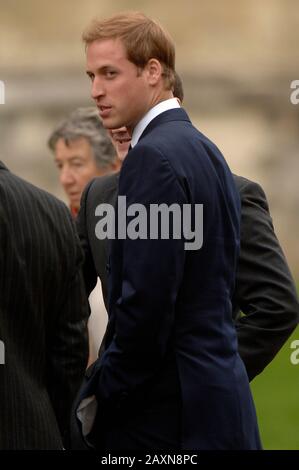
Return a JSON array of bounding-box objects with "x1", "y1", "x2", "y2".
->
[{"x1": 1, "y1": 0, "x2": 298, "y2": 278}]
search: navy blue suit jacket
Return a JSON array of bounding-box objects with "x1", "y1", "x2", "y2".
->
[{"x1": 79, "y1": 108, "x2": 261, "y2": 449}]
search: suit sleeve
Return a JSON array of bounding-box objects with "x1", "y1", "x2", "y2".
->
[
  {"x1": 234, "y1": 179, "x2": 299, "y2": 381},
  {"x1": 96, "y1": 145, "x2": 187, "y2": 409},
  {"x1": 47, "y1": 214, "x2": 89, "y2": 447},
  {"x1": 76, "y1": 179, "x2": 98, "y2": 296}
]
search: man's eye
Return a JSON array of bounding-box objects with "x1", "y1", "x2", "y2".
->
[
  {"x1": 106, "y1": 70, "x2": 117, "y2": 78},
  {"x1": 72, "y1": 162, "x2": 84, "y2": 168}
]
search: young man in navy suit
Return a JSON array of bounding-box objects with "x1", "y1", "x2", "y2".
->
[
  {"x1": 78, "y1": 113, "x2": 299, "y2": 386},
  {"x1": 76, "y1": 11, "x2": 261, "y2": 450}
]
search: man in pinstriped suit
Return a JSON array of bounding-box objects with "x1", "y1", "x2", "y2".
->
[{"x1": 0, "y1": 160, "x2": 89, "y2": 449}]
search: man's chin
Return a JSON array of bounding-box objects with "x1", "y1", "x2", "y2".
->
[{"x1": 103, "y1": 119, "x2": 125, "y2": 131}]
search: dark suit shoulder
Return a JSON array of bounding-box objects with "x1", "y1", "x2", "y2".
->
[
  {"x1": 78, "y1": 172, "x2": 119, "y2": 230},
  {"x1": 0, "y1": 166, "x2": 81, "y2": 278},
  {"x1": 79, "y1": 172, "x2": 119, "y2": 214},
  {"x1": 233, "y1": 174, "x2": 269, "y2": 213},
  {"x1": 89, "y1": 172, "x2": 119, "y2": 196},
  {"x1": 233, "y1": 174, "x2": 264, "y2": 196},
  {"x1": 0, "y1": 166, "x2": 70, "y2": 215}
]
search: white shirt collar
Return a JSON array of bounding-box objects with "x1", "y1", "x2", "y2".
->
[{"x1": 131, "y1": 98, "x2": 180, "y2": 148}]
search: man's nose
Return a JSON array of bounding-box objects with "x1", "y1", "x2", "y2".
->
[
  {"x1": 60, "y1": 167, "x2": 75, "y2": 187},
  {"x1": 91, "y1": 77, "x2": 105, "y2": 100}
]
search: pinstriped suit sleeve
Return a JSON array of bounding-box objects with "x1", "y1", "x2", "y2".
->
[
  {"x1": 0, "y1": 163, "x2": 89, "y2": 449},
  {"x1": 46, "y1": 211, "x2": 90, "y2": 446}
]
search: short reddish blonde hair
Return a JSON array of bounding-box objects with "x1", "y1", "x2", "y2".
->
[{"x1": 82, "y1": 11, "x2": 175, "y2": 89}]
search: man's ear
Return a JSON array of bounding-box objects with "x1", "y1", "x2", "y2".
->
[{"x1": 145, "y1": 58, "x2": 163, "y2": 86}]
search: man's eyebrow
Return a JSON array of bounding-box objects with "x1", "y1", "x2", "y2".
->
[
  {"x1": 55, "y1": 156, "x2": 84, "y2": 163},
  {"x1": 86, "y1": 65, "x2": 116, "y2": 75}
]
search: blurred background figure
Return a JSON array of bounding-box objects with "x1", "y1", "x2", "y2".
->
[
  {"x1": 108, "y1": 127, "x2": 132, "y2": 161},
  {"x1": 48, "y1": 107, "x2": 120, "y2": 364},
  {"x1": 48, "y1": 107, "x2": 120, "y2": 216}
]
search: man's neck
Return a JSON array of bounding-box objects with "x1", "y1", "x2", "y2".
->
[
  {"x1": 127, "y1": 90, "x2": 173, "y2": 136},
  {"x1": 130, "y1": 97, "x2": 181, "y2": 147}
]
